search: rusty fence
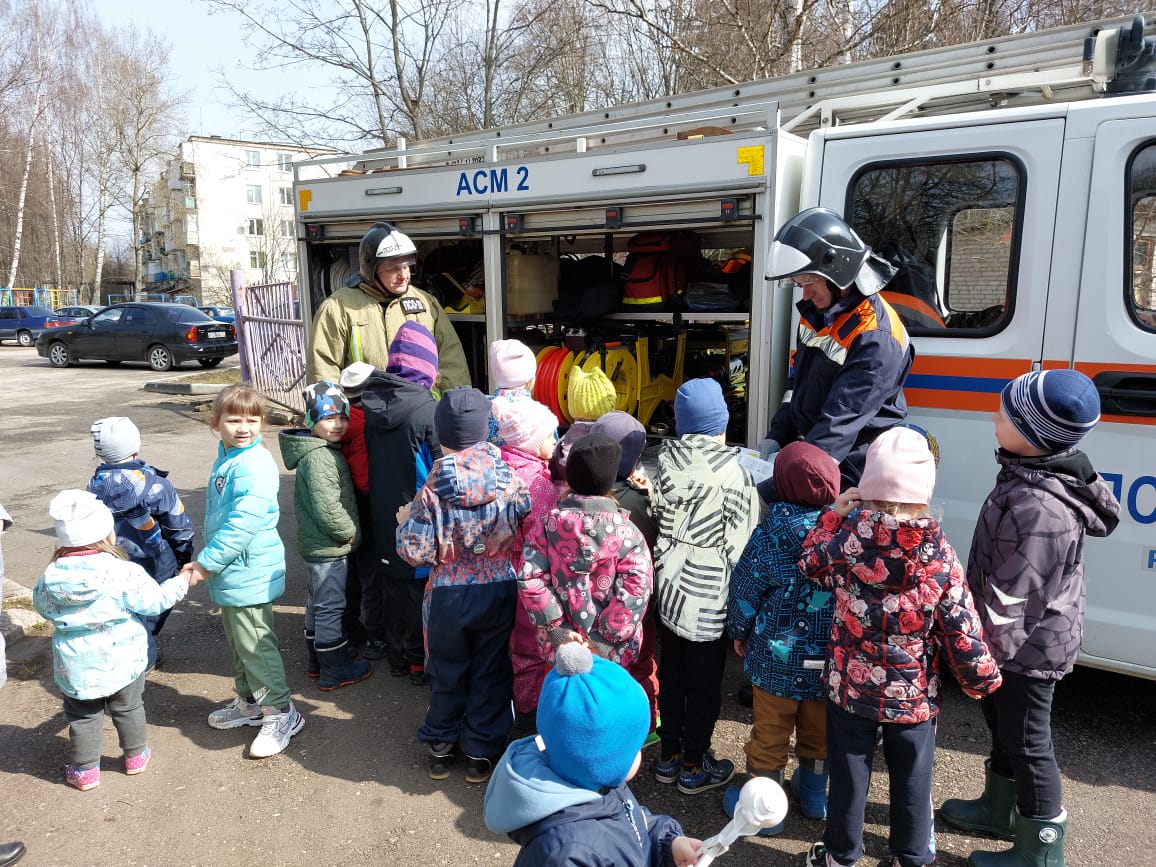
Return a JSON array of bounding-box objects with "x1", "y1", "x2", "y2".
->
[{"x1": 231, "y1": 278, "x2": 306, "y2": 415}]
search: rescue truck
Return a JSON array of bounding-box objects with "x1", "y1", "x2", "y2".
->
[{"x1": 293, "y1": 13, "x2": 1156, "y2": 679}]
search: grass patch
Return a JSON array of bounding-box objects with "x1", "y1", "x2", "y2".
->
[
  {"x1": 3, "y1": 596, "x2": 36, "y2": 611},
  {"x1": 175, "y1": 367, "x2": 243, "y2": 385}
]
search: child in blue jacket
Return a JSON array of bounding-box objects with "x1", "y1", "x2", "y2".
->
[
  {"x1": 724, "y1": 441, "x2": 841, "y2": 833},
  {"x1": 34, "y1": 490, "x2": 194, "y2": 791},
  {"x1": 182, "y1": 384, "x2": 303, "y2": 759},
  {"x1": 484, "y1": 642, "x2": 702, "y2": 867}
]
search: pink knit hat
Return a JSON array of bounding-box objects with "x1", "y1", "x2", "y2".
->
[
  {"x1": 489, "y1": 339, "x2": 537, "y2": 389},
  {"x1": 858, "y1": 427, "x2": 936, "y2": 505},
  {"x1": 491, "y1": 394, "x2": 557, "y2": 454}
]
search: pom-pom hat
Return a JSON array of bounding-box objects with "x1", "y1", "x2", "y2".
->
[
  {"x1": 1000, "y1": 369, "x2": 1100, "y2": 453},
  {"x1": 51, "y1": 490, "x2": 115, "y2": 548},
  {"x1": 91, "y1": 417, "x2": 141, "y2": 463},
  {"x1": 858, "y1": 427, "x2": 936, "y2": 505},
  {"x1": 303, "y1": 381, "x2": 350, "y2": 428},
  {"x1": 489, "y1": 339, "x2": 537, "y2": 389},
  {"x1": 536, "y1": 642, "x2": 650, "y2": 791}
]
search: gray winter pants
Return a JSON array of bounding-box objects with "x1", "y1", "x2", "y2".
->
[{"x1": 62, "y1": 673, "x2": 148, "y2": 769}]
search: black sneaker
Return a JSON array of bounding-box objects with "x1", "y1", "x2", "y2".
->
[
  {"x1": 465, "y1": 755, "x2": 494, "y2": 784},
  {"x1": 676, "y1": 753, "x2": 735, "y2": 794},
  {"x1": 409, "y1": 664, "x2": 428, "y2": 687},
  {"x1": 428, "y1": 742, "x2": 455, "y2": 780},
  {"x1": 361, "y1": 639, "x2": 388, "y2": 661},
  {"x1": 388, "y1": 660, "x2": 409, "y2": 677},
  {"x1": 654, "y1": 752, "x2": 683, "y2": 784},
  {"x1": 806, "y1": 842, "x2": 846, "y2": 867}
]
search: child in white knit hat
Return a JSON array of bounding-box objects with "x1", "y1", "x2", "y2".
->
[{"x1": 33, "y1": 490, "x2": 199, "y2": 791}]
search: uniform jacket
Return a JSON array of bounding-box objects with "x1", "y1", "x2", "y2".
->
[
  {"x1": 769, "y1": 290, "x2": 913, "y2": 487},
  {"x1": 340, "y1": 403, "x2": 370, "y2": 493},
  {"x1": 801, "y1": 507, "x2": 1002, "y2": 723},
  {"x1": 278, "y1": 429, "x2": 360, "y2": 561},
  {"x1": 88, "y1": 460, "x2": 195, "y2": 582},
  {"x1": 651, "y1": 435, "x2": 759, "y2": 641},
  {"x1": 361, "y1": 370, "x2": 439, "y2": 579},
  {"x1": 307, "y1": 281, "x2": 471, "y2": 390},
  {"x1": 198, "y1": 437, "x2": 286, "y2": 607},
  {"x1": 396, "y1": 442, "x2": 531, "y2": 589},
  {"x1": 727, "y1": 502, "x2": 831, "y2": 701},
  {"x1": 967, "y1": 448, "x2": 1119, "y2": 680},
  {"x1": 520, "y1": 494, "x2": 653, "y2": 666},
  {"x1": 484, "y1": 736, "x2": 685, "y2": 867},
  {"x1": 34, "y1": 552, "x2": 188, "y2": 699}
]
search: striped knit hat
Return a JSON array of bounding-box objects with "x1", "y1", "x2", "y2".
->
[
  {"x1": 386, "y1": 321, "x2": 438, "y2": 390},
  {"x1": 567, "y1": 366, "x2": 617, "y2": 421},
  {"x1": 1000, "y1": 369, "x2": 1100, "y2": 453}
]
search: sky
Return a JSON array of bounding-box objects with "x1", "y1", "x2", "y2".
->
[{"x1": 96, "y1": 0, "x2": 320, "y2": 144}]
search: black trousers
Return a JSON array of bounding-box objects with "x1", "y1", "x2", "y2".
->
[
  {"x1": 384, "y1": 574, "x2": 426, "y2": 667},
  {"x1": 656, "y1": 624, "x2": 728, "y2": 765},
  {"x1": 345, "y1": 492, "x2": 378, "y2": 643},
  {"x1": 824, "y1": 702, "x2": 936, "y2": 867},
  {"x1": 981, "y1": 669, "x2": 1062, "y2": 819}
]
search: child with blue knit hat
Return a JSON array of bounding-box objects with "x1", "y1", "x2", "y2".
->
[
  {"x1": 652, "y1": 377, "x2": 759, "y2": 795},
  {"x1": 278, "y1": 381, "x2": 371, "y2": 690},
  {"x1": 484, "y1": 641, "x2": 703, "y2": 867},
  {"x1": 941, "y1": 369, "x2": 1119, "y2": 866}
]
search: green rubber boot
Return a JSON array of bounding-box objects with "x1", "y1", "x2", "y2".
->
[
  {"x1": 968, "y1": 810, "x2": 1067, "y2": 867},
  {"x1": 940, "y1": 759, "x2": 1016, "y2": 841}
]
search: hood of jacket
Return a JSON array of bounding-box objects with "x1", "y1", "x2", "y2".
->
[
  {"x1": 362, "y1": 370, "x2": 432, "y2": 432},
  {"x1": 841, "y1": 508, "x2": 948, "y2": 594},
  {"x1": 996, "y1": 448, "x2": 1119, "y2": 538},
  {"x1": 655, "y1": 435, "x2": 742, "y2": 511},
  {"x1": 278, "y1": 428, "x2": 335, "y2": 470},
  {"x1": 426, "y1": 442, "x2": 512, "y2": 508},
  {"x1": 483, "y1": 736, "x2": 601, "y2": 835},
  {"x1": 501, "y1": 446, "x2": 549, "y2": 479},
  {"x1": 37, "y1": 557, "x2": 109, "y2": 609}
]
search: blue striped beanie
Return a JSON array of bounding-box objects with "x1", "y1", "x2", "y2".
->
[{"x1": 1000, "y1": 369, "x2": 1099, "y2": 453}]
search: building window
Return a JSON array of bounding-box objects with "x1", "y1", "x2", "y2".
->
[
  {"x1": 245, "y1": 149, "x2": 261, "y2": 168},
  {"x1": 279, "y1": 186, "x2": 293, "y2": 206},
  {"x1": 250, "y1": 251, "x2": 266, "y2": 269},
  {"x1": 848, "y1": 155, "x2": 1023, "y2": 334},
  {"x1": 247, "y1": 218, "x2": 264, "y2": 236},
  {"x1": 246, "y1": 185, "x2": 262, "y2": 205},
  {"x1": 280, "y1": 219, "x2": 294, "y2": 238},
  {"x1": 278, "y1": 153, "x2": 294, "y2": 171}
]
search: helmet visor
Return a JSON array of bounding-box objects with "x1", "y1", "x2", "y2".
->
[{"x1": 768, "y1": 240, "x2": 814, "y2": 281}]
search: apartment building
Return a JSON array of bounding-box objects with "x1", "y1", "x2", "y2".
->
[{"x1": 138, "y1": 136, "x2": 331, "y2": 304}]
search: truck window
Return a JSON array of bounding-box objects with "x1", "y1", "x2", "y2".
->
[
  {"x1": 1128, "y1": 141, "x2": 1156, "y2": 332},
  {"x1": 848, "y1": 156, "x2": 1021, "y2": 335}
]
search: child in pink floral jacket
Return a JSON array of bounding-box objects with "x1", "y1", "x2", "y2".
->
[{"x1": 519, "y1": 433, "x2": 653, "y2": 668}]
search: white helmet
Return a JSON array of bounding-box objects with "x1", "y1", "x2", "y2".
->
[{"x1": 358, "y1": 222, "x2": 417, "y2": 283}]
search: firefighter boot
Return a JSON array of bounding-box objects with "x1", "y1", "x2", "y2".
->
[
  {"x1": 940, "y1": 759, "x2": 1016, "y2": 840},
  {"x1": 968, "y1": 809, "x2": 1067, "y2": 867}
]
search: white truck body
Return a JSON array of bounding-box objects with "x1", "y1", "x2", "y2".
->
[{"x1": 294, "y1": 15, "x2": 1156, "y2": 678}]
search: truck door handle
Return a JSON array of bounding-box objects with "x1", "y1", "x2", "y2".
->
[{"x1": 1093, "y1": 371, "x2": 1156, "y2": 416}]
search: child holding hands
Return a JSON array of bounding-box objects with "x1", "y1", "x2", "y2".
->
[
  {"x1": 800, "y1": 427, "x2": 1002, "y2": 867},
  {"x1": 34, "y1": 490, "x2": 198, "y2": 790},
  {"x1": 182, "y1": 384, "x2": 303, "y2": 759}
]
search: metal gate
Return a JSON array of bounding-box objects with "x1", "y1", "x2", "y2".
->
[{"x1": 231, "y1": 277, "x2": 306, "y2": 414}]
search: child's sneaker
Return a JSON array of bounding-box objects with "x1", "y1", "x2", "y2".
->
[
  {"x1": 66, "y1": 763, "x2": 100, "y2": 791},
  {"x1": 409, "y1": 663, "x2": 428, "y2": 686},
  {"x1": 428, "y1": 742, "x2": 455, "y2": 780},
  {"x1": 805, "y1": 842, "x2": 850, "y2": 867},
  {"x1": 676, "y1": 753, "x2": 735, "y2": 794},
  {"x1": 208, "y1": 696, "x2": 264, "y2": 730},
  {"x1": 248, "y1": 704, "x2": 305, "y2": 758},
  {"x1": 361, "y1": 638, "x2": 388, "y2": 661},
  {"x1": 125, "y1": 746, "x2": 152, "y2": 775},
  {"x1": 465, "y1": 755, "x2": 494, "y2": 784},
  {"x1": 654, "y1": 752, "x2": 682, "y2": 784}
]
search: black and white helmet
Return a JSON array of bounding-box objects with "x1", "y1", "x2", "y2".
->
[
  {"x1": 768, "y1": 207, "x2": 896, "y2": 296},
  {"x1": 358, "y1": 222, "x2": 418, "y2": 283}
]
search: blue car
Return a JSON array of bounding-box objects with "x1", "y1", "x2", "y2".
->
[
  {"x1": 0, "y1": 305, "x2": 78, "y2": 346},
  {"x1": 198, "y1": 305, "x2": 236, "y2": 324}
]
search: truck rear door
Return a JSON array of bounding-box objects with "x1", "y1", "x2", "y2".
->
[
  {"x1": 809, "y1": 115, "x2": 1065, "y2": 557},
  {"x1": 1064, "y1": 103, "x2": 1156, "y2": 677}
]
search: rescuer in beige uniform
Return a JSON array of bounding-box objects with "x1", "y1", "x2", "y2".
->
[{"x1": 307, "y1": 222, "x2": 471, "y2": 390}]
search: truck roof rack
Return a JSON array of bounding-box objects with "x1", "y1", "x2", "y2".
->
[{"x1": 296, "y1": 13, "x2": 1156, "y2": 177}]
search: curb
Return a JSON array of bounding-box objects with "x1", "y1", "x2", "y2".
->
[
  {"x1": 1, "y1": 583, "x2": 47, "y2": 647},
  {"x1": 144, "y1": 381, "x2": 229, "y2": 395}
]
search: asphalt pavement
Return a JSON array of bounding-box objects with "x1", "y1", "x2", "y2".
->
[{"x1": 1, "y1": 345, "x2": 1155, "y2": 866}]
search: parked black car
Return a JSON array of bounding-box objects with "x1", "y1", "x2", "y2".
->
[
  {"x1": 36, "y1": 303, "x2": 238, "y2": 371},
  {"x1": 0, "y1": 305, "x2": 78, "y2": 346}
]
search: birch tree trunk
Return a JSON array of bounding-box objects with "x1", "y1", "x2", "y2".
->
[{"x1": 6, "y1": 79, "x2": 45, "y2": 289}]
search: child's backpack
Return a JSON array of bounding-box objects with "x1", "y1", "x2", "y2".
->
[{"x1": 622, "y1": 231, "x2": 702, "y2": 308}]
